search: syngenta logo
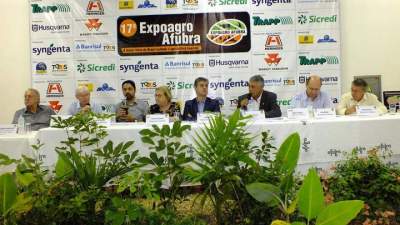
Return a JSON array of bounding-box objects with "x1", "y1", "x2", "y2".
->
[
  {"x1": 298, "y1": 14, "x2": 337, "y2": 24},
  {"x1": 209, "y1": 78, "x2": 249, "y2": 90},
  {"x1": 120, "y1": 61, "x2": 160, "y2": 73},
  {"x1": 252, "y1": 0, "x2": 291, "y2": 6},
  {"x1": 253, "y1": 16, "x2": 293, "y2": 26},
  {"x1": 77, "y1": 63, "x2": 115, "y2": 73},
  {"x1": 299, "y1": 56, "x2": 339, "y2": 65},
  {"x1": 209, "y1": 59, "x2": 249, "y2": 67},
  {"x1": 32, "y1": 44, "x2": 71, "y2": 56}
]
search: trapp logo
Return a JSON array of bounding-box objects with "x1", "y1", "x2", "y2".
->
[
  {"x1": 299, "y1": 56, "x2": 339, "y2": 65},
  {"x1": 207, "y1": 19, "x2": 247, "y2": 46},
  {"x1": 32, "y1": 43, "x2": 71, "y2": 56},
  {"x1": 31, "y1": 4, "x2": 71, "y2": 13},
  {"x1": 85, "y1": 19, "x2": 102, "y2": 31},
  {"x1": 208, "y1": 0, "x2": 247, "y2": 7},
  {"x1": 46, "y1": 83, "x2": 64, "y2": 97},
  {"x1": 48, "y1": 101, "x2": 62, "y2": 113},
  {"x1": 253, "y1": 16, "x2": 293, "y2": 26},
  {"x1": 298, "y1": 14, "x2": 337, "y2": 24},
  {"x1": 264, "y1": 53, "x2": 281, "y2": 65},
  {"x1": 265, "y1": 35, "x2": 283, "y2": 50},
  {"x1": 87, "y1": 0, "x2": 104, "y2": 15}
]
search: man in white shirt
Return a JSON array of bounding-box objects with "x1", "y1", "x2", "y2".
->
[
  {"x1": 337, "y1": 78, "x2": 387, "y2": 115},
  {"x1": 68, "y1": 86, "x2": 102, "y2": 115}
]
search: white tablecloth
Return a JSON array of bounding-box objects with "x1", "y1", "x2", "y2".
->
[{"x1": 2, "y1": 115, "x2": 400, "y2": 174}]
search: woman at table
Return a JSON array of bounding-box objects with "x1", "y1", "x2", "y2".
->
[{"x1": 149, "y1": 86, "x2": 181, "y2": 121}]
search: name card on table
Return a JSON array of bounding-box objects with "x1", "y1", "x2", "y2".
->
[
  {"x1": 314, "y1": 108, "x2": 337, "y2": 119},
  {"x1": 197, "y1": 113, "x2": 216, "y2": 124},
  {"x1": 242, "y1": 110, "x2": 265, "y2": 121},
  {"x1": 146, "y1": 114, "x2": 169, "y2": 125},
  {"x1": 0, "y1": 124, "x2": 17, "y2": 135},
  {"x1": 356, "y1": 106, "x2": 379, "y2": 117},
  {"x1": 287, "y1": 108, "x2": 310, "y2": 120}
]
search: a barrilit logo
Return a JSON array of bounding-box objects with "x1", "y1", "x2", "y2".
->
[
  {"x1": 46, "y1": 83, "x2": 64, "y2": 97},
  {"x1": 120, "y1": 61, "x2": 160, "y2": 73},
  {"x1": 208, "y1": 0, "x2": 247, "y2": 7},
  {"x1": 209, "y1": 78, "x2": 249, "y2": 90},
  {"x1": 209, "y1": 59, "x2": 249, "y2": 68},
  {"x1": 31, "y1": 4, "x2": 71, "y2": 14},
  {"x1": 77, "y1": 63, "x2": 115, "y2": 73},
  {"x1": 32, "y1": 43, "x2": 71, "y2": 56},
  {"x1": 32, "y1": 24, "x2": 70, "y2": 33},
  {"x1": 253, "y1": 16, "x2": 293, "y2": 26},
  {"x1": 299, "y1": 55, "x2": 339, "y2": 65},
  {"x1": 252, "y1": 0, "x2": 291, "y2": 7},
  {"x1": 87, "y1": 0, "x2": 104, "y2": 15},
  {"x1": 75, "y1": 43, "x2": 102, "y2": 52},
  {"x1": 164, "y1": 60, "x2": 205, "y2": 70}
]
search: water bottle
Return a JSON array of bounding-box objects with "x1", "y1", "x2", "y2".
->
[{"x1": 17, "y1": 115, "x2": 25, "y2": 134}]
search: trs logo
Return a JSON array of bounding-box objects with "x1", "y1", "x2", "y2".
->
[{"x1": 141, "y1": 81, "x2": 157, "y2": 89}]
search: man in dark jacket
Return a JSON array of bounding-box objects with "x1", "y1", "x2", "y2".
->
[
  {"x1": 238, "y1": 75, "x2": 282, "y2": 118},
  {"x1": 183, "y1": 77, "x2": 220, "y2": 121}
]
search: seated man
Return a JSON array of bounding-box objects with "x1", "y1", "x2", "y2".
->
[
  {"x1": 183, "y1": 77, "x2": 220, "y2": 121},
  {"x1": 238, "y1": 75, "x2": 281, "y2": 118},
  {"x1": 291, "y1": 75, "x2": 333, "y2": 109},
  {"x1": 115, "y1": 80, "x2": 149, "y2": 122},
  {"x1": 68, "y1": 86, "x2": 102, "y2": 115},
  {"x1": 337, "y1": 78, "x2": 387, "y2": 115},
  {"x1": 12, "y1": 88, "x2": 55, "y2": 131}
]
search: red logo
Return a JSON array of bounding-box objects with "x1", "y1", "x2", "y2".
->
[
  {"x1": 46, "y1": 83, "x2": 64, "y2": 97},
  {"x1": 265, "y1": 53, "x2": 282, "y2": 65},
  {"x1": 85, "y1": 19, "x2": 102, "y2": 31},
  {"x1": 48, "y1": 101, "x2": 63, "y2": 113},
  {"x1": 87, "y1": 0, "x2": 104, "y2": 15},
  {"x1": 265, "y1": 35, "x2": 283, "y2": 50}
]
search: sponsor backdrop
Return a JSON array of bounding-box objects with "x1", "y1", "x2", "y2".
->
[{"x1": 29, "y1": 0, "x2": 341, "y2": 115}]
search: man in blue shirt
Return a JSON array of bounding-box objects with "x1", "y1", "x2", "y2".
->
[
  {"x1": 67, "y1": 86, "x2": 102, "y2": 115},
  {"x1": 291, "y1": 75, "x2": 333, "y2": 109},
  {"x1": 183, "y1": 77, "x2": 220, "y2": 121}
]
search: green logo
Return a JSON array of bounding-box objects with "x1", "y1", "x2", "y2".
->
[
  {"x1": 298, "y1": 14, "x2": 337, "y2": 24},
  {"x1": 207, "y1": 19, "x2": 247, "y2": 46},
  {"x1": 208, "y1": 0, "x2": 247, "y2": 6},
  {"x1": 253, "y1": 16, "x2": 293, "y2": 26},
  {"x1": 298, "y1": 15, "x2": 307, "y2": 24},
  {"x1": 77, "y1": 63, "x2": 115, "y2": 73},
  {"x1": 167, "y1": 81, "x2": 193, "y2": 90},
  {"x1": 31, "y1": 4, "x2": 71, "y2": 13},
  {"x1": 299, "y1": 56, "x2": 339, "y2": 65}
]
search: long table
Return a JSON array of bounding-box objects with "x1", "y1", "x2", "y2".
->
[{"x1": 2, "y1": 115, "x2": 400, "y2": 174}]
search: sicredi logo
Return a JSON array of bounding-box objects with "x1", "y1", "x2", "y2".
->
[
  {"x1": 299, "y1": 56, "x2": 339, "y2": 65},
  {"x1": 167, "y1": 81, "x2": 193, "y2": 90},
  {"x1": 277, "y1": 99, "x2": 291, "y2": 106},
  {"x1": 298, "y1": 14, "x2": 337, "y2": 24},
  {"x1": 77, "y1": 63, "x2": 115, "y2": 73},
  {"x1": 253, "y1": 16, "x2": 293, "y2": 26},
  {"x1": 32, "y1": 24, "x2": 70, "y2": 33},
  {"x1": 252, "y1": 0, "x2": 291, "y2": 6},
  {"x1": 207, "y1": 19, "x2": 247, "y2": 46},
  {"x1": 120, "y1": 61, "x2": 160, "y2": 73},
  {"x1": 32, "y1": 44, "x2": 71, "y2": 56},
  {"x1": 31, "y1": 4, "x2": 71, "y2": 13},
  {"x1": 209, "y1": 59, "x2": 249, "y2": 67},
  {"x1": 208, "y1": 0, "x2": 247, "y2": 7}
]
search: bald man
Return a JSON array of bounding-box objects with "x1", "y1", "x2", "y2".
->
[
  {"x1": 67, "y1": 86, "x2": 102, "y2": 115},
  {"x1": 12, "y1": 88, "x2": 55, "y2": 131},
  {"x1": 291, "y1": 76, "x2": 334, "y2": 109}
]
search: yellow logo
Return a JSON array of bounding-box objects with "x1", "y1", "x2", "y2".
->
[
  {"x1": 78, "y1": 83, "x2": 94, "y2": 92},
  {"x1": 119, "y1": 0, "x2": 134, "y2": 9},
  {"x1": 298, "y1": 35, "x2": 314, "y2": 44}
]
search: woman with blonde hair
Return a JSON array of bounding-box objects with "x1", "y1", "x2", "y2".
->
[{"x1": 149, "y1": 86, "x2": 181, "y2": 120}]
